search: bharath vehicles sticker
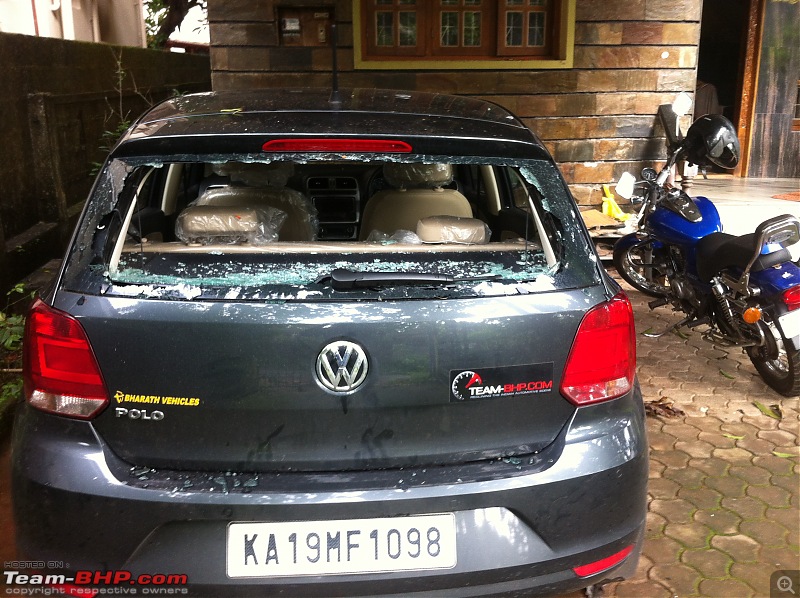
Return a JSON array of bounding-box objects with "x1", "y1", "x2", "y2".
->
[
  {"x1": 114, "y1": 390, "x2": 201, "y2": 407},
  {"x1": 450, "y1": 363, "x2": 554, "y2": 402},
  {"x1": 113, "y1": 390, "x2": 202, "y2": 420}
]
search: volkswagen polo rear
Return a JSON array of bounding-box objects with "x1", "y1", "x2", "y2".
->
[{"x1": 12, "y1": 89, "x2": 647, "y2": 596}]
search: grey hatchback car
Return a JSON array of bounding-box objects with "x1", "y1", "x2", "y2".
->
[{"x1": 13, "y1": 88, "x2": 647, "y2": 596}]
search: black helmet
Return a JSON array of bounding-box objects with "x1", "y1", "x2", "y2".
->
[{"x1": 683, "y1": 114, "x2": 740, "y2": 169}]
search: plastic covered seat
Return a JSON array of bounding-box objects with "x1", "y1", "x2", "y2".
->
[{"x1": 359, "y1": 164, "x2": 473, "y2": 240}]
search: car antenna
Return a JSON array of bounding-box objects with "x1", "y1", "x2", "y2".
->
[{"x1": 329, "y1": 21, "x2": 341, "y2": 108}]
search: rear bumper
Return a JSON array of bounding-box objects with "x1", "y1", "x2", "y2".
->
[{"x1": 12, "y1": 388, "x2": 648, "y2": 597}]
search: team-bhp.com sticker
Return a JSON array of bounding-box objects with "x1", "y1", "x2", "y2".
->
[
  {"x1": 3, "y1": 570, "x2": 188, "y2": 595},
  {"x1": 449, "y1": 363, "x2": 554, "y2": 402}
]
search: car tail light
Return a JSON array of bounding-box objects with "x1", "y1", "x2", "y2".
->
[
  {"x1": 573, "y1": 545, "x2": 634, "y2": 577},
  {"x1": 24, "y1": 299, "x2": 108, "y2": 419},
  {"x1": 262, "y1": 138, "x2": 412, "y2": 153},
  {"x1": 782, "y1": 286, "x2": 800, "y2": 311},
  {"x1": 560, "y1": 293, "x2": 636, "y2": 405}
]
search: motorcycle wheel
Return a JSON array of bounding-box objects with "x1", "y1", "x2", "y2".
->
[
  {"x1": 612, "y1": 241, "x2": 670, "y2": 297},
  {"x1": 747, "y1": 316, "x2": 800, "y2": 397}
]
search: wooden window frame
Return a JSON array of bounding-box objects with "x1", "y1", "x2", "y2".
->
[
  {"x1": 432, "y1": 1, "x2": 493, "y2": 57},
  {"x1": 354, "y1": 0, "x2": 575, "y2": 70},
  {"x1": 793, "y1": 80, "x2": 800, "y2": 132},
  {"x1": 364, "y1": 0, "x2": 427, "y2": 57},
  {"x1": 497, "y1": 0, "x2": 557, "y2": 57}
]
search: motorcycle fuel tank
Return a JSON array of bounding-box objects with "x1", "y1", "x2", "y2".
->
[{"x1": 647, "y1": 195, "x2": 722, "y2": 247}]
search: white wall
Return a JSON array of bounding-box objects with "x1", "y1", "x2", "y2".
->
[{"x1": 0, "y1": 0, "x2": 145, "y2": 47}]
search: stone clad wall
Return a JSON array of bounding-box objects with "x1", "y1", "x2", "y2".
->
[{"x1": 208, "y1": 0, "x2": 702, "y2": 205}]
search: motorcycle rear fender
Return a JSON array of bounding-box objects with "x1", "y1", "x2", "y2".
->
[
  {"x1": 749, "y1": 261, "x2": 800, "y2": 296},
  {"x1": 750, "y1": 262, "x2": 800, "y2": 351}
]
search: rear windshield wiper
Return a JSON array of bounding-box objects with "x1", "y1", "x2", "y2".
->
[{"x1": 318, "y1": 268, "x2": 500, "y2": 291}]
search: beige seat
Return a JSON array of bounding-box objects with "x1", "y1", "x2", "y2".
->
[
  {"x1": 359, "y1": 164, "x2": 473, "y2": 240},
  {"x1": 416, "y1": 215, "x2": 489, "y2": 244},
  {"x1": 175, "y1": 204, "x2": 287, "y2": 245},
  {"x1": 193, "y1": 163, "x2": 317, "y2": 241},
  {"x1": 196, "y1": 187, "x2": 317, "y2": 241}
]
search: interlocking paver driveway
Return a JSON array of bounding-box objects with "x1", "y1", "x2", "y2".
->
[{"x1": 597, "y1": 275, "x2": 800, "y2": 598}]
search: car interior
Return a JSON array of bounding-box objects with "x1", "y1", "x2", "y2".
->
[{"x1": 109, "y1": 160, "x2": 556, "y2": 276}]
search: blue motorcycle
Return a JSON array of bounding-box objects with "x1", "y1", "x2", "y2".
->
[{"x1": 613, "y1": 104, "x2": 800, "y2": 396}]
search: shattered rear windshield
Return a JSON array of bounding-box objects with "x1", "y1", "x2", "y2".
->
[{"x1": 61, "y1": 155, "x2": 599, "y2": 301}]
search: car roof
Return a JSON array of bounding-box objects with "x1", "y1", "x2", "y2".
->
[{"x1": 112, "y1": 88, "x2": 551, "y2": 161}]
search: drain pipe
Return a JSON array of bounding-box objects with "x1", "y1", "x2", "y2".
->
[
  {"x1": 30, "y1": 0, "x2": 40, "y2": 35},
  {"x1": 90, "y1": 0, "x2": 100, "y2": 42}
]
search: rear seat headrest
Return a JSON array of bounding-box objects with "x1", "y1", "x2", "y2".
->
[
  {"x1": 175, "y1": 205, "x2": 287, "y2": 245},
  {"x1": 383, "y1": 163, "x2": 453, "y2": 189},
  {"x1": 416, "y1": 215, "x2": 490, "y2": 244},
  {"x1": 212, "y1": 162, "x2": 293, "y2": 188}
]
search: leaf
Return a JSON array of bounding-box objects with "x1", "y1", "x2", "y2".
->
[
  {"x1": 220, "y1": 108, "x2": 243, "y2": 114},
  {"x1": 722, "y1": 433, "x2": 745, "y2": 440},
  {"x1": 719, "y1": 369, "x2": 736, "y2": 380},
  {"x1": 671, "y1": 329, "x2": 690, "y2": 340},
  {"x1": 640, "y1": 327, "x2": 653, "y2": 336},
  {"x1": 752, "y1": 401, "x2": 782, "y2": 420},
  {"x1": 772, "y1": 451, "x2": 796, "y2": 459}
]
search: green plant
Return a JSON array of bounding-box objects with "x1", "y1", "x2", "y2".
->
[
  {"x1": 90, "y1": 49, "x2": 152, "y2": 176},
  {"x1": 0, "y1": 283, "x2": 30, "y2": 352},
  {"x1": 90, "y1": 118, "x2": 133, "y2": 176},
  {"x1": 0, "y1": 283, "x2": 34, "y2": 417}
]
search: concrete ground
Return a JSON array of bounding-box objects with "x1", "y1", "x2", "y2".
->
[
  {"x1": 581, "y1": 176, "x2": 800, "y2": 598},
  {"x1": 0, "y1": 176, "x2": 798, "y2": 596},
  {"x1": 587, "y1": 276, "x2": 800, "y2": 598},
  {"x1": 695, "y1": 176, "x2": 800, "y2": 236}
]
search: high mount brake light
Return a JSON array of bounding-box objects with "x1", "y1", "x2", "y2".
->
[
  {"x1": 24, "y1": 299, "x2": 109, "y2": 420},
  {"x1": 262, "y1": 139, "x2": 412, "y2": 153},
  {"x1": 560, "y1": 293, "x2": 636, "y2": 405},
  {"x1": 782, "y1": 286, "x2": 800, "y2": 312}
]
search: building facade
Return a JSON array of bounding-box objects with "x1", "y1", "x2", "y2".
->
[{"x1": 207, "y1": 0, "x2": 797, "y2": 204}]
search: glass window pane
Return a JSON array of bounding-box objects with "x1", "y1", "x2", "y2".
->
[
  {"x1": 441, "y1": 12, "x2": 459, "y2": 46},
  {"x1": 376, "y1": 0, "x2": 392, "y2": 5},
  {"x1": 399, "y1": 11, "x2": 417, "y2": 46},
  {"x1": 465, "y1": 0, "x2": 482, "y2": 5},
  {"x1": 528, "y1": 12, "x2": 545, "y2": 46},
  {"x1": 463, "y1": 11, "x2": 481, "y2": 46},
  {"x1": 529, "y1": 0, "x2": 546, "y2": 5},
  {"x1": 506, "y1": 0, "x2": 524, "y2": 5},
  {"x1": 441, "y1": 0, "x2": 459, "y2": 5},
  {"x1": 795, "y1": 84, "x2": 800, "y2": 119},
  {"x1": 399, "y1": 0, "x2": 416, "y2": 4},
  {"x1": 505, "y1": 12, "x2": 522, "y2": 46},
  {"x1": 376, "y1": 12, "x2": 394, "y2": 46}
]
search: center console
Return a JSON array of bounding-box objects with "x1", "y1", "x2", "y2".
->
[{"x1": 306, "y1": 177, "x2": 360, "y2": 240}]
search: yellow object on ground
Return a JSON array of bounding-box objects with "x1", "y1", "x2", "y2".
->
[{"x1": 602, "y1": 185, "x2": 632, "y2": 221}]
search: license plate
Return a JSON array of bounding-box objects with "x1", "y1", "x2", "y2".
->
[
  {"x1": 779, "y1": 309, "x2": 800, "y2": 339},
  {"x1": 226, "y1": 514, "x2": 457, "y2": 578}
]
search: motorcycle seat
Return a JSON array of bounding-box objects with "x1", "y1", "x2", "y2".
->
[{"x1": 695, "y1": 231, "x2": 791, "y2": 282}]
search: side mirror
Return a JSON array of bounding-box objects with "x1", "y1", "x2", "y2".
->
[
  {"x1": 658, "y1": 92, "x2": 694, "y2": 151},
  {"x1": 672, "y1": 92, "x2": 693, "y2": 117},
  {"x1": 615, "y1": 172, "x2": 636, "y2": 200}
]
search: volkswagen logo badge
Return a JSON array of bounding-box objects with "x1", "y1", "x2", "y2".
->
[{"x1": 315, "y1": 341, "x2": 369, "y2": 395}]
